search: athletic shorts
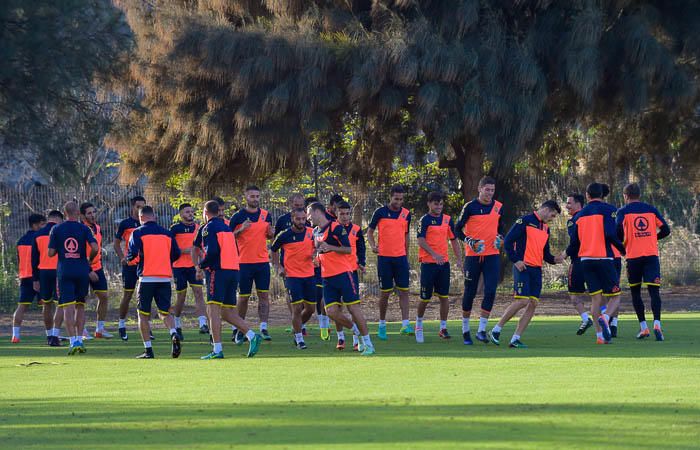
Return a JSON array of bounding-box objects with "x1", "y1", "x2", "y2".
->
[
  {"x1": 18, "y1": 278, "x2": 37, "y2": 304},
  {"x1": 38, "y1": 269, "x2": 57, "y2": 303},
  {"x1": 567, "y1": 260, "x2": 586, "y2": 295},
  {"x1": 463, "y1": 255, "x2": 500, "y2": 297},
  {"x1": 323, "y1": 272, "x2": 360, "y2": 307},
  {"x1": 582, "y1": 259, "x2": 621, "y2": 297},
  {"x1": 614, "y1": 257, "x2": 622, "y2": 285},
  {"x1": 627, "y1": 255, "x2": 661, "y2": 287},
  {"x1": 173, "y1": 266, "x2": 203, "y2": 292},
  {"x1": 57, "y1": 270, "x2": 90, "y2": 306},
  {"x1": 286, "y1": 276, "x2": 316, "y2": 305},
  {"x1": 420, "y1": 262, "x2": 450, "y2": 300},
  {"x1": 89, "y1": 268, "x2": 108, "y2": 292},
  {"x1": 137, "y1": 281, "x2": 172, "y2": 315},
  {"x1": 377, "y1": 255, "x2": 410, "y2": 291},
  {"x1": 121, "y1": 265, "x2": 138, "y2": 291},
  {"x1": 206, "y1": 269, "x2": 238, "y2": 308},
  {"x1": 513, "y1": 265, "x2": 542, "y2": 300},
  {"x1": 238, "y1": 262, "x2": 270, "y2": 296}
]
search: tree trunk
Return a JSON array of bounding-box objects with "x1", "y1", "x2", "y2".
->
[{"x1": 453, "y1": 140, "x2": 484, "y2": 200}]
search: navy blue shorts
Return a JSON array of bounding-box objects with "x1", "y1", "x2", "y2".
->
[
  {"x1": 137, "y1": 281, "x2": 172, "y2": 316},
  {"x1": 463, "y1": 255, "x2": 500, "y2": 297},
  {"x1": 567, "y1": 260, "x2": 586, "y2": 295},
  {"x1": 206, "y1": 269, "x2": 238, "y2": 308},
  {"x1": 513, "y1": 265, "x2": 542, "y2": 300},
  {"x1": 582, "y1": 259, "x2": 621, "y2": 297},
  {"x1": 286, "y1": 276, "x2": 316, "y2": 305},
  {"x1": 614, "y1": 258, "x2": 622, "y2": 284},
  {"x1": 377, "y1": 255, "x2": 410, "y2": 291},
  {"x1": 173, "y1": 266, "x2": 203, "y2": 292},
  {"x1": 57, "y1": 269, "x2": 90, "y2": 306},
  {"x1": 323, "y1": 272, "x2": 360, "y2": 307},
  {"x1": 420, "y1": 262, "x2": 450, "y2": 300},
  {"x1": 38, "y1": 269, "x2": 57, "y2": 303},
  {"x1": 627, "y1": 256, "x2": 661, "y2": 287},
  {"x1": 18, "y1": 278, "x2": 37, "y2": 304},
  {"x1": 121, "y1": 265, "x2": 138, "y2": 290},
  {"x1": 89, "y1": 268, "x2": 108, "y2": 292},
  {"x1": 239, "y1": 262, "x2": 271, "y2": 296}
]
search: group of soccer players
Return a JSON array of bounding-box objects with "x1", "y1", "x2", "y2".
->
[{"x1": 10, "y1": 177, "x2": 670, "y2": 358}]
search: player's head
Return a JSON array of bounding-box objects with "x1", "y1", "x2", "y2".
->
[
  {"x1": 28, "y1": 213, "x2": 46, "y2": 231},
  {"x1": 47, "y1": 209, "x2": 64, "y2": 224},
  {"x1": 210, "y1": 196, "x2": 226, "y2": 218},
  {"x1": 288, "y1": 193, "x2": 305, "y2": 210},
  {"x1": 478, "y1": 176, "x2": 496, "y2": 203},
  {"x1": 130, "y1": 196, "x2": 146, "y2": 216},
  {"x1": 427, "y1": 191, "x2": 444, "y2": 215},
  {"x1": 203, "y1": 200, "x2": 219, "y2": 221},
  {"x1": 623, "y1": 183, "x2": 641, "y2": 203},
  {"x1": 306, "y1": 202, "x2": 327, "y2": 226},
  {"x1": 138, "y1": 205, "x2": 155, "y2": 224},
  {"x1": 291, "y1": 207, "x2": 307, "y2": 230},
  {"x1": 537, "y1": 200, "x2": 561, "y2": 223},
  {"x1": 245, "y1": 185, "x2": 261, "y2": 209},
  {"x1": 63, "y1": 201, "x2": 80, "y2": 220},
  {"x1": 565, "y1": 193, "x2": 585, "y2": 216},
  {"x1": 389, "y1": 185, "x2": 405, "y2": 209},
  {"x1": 179, "y1": 203, "x2": 194, "y2": 222},
  {"x1": 80, "y1": 202, "x2": 96, "y2": 224},
  {"x1": 586, "y1": 182, "x2": 606, "y2": 201},
  {"x1": 329, "y1": 194, "x2": 345, "y2": 213},
  {"x1": 337, "y1": 201, "x2": 352, "y2": 225},
  {"x1": 304, "y1": 196, "x2": 319, "y2": 208}
]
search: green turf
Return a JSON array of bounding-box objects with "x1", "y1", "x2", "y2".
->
[{"x1": 1, "y1": 314, "x2": 699, "y2": 449}]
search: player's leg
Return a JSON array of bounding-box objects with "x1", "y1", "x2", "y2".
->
[
  {"x1": 461, "y1": 256, "x2": 481, "y2": 345},
  {"x1": 342, "y1": 271, "x2": 373, "y2": 354},
  {"x1": 608, "y1": 258, "x2": 623, "y2": 337},
  {"x1": 154, "y1": 283, "x2": 180, "y2": 358},
  {"x1": 626, "y1": 257, "x2": 648, "y2": 338},
  {"x1": 416, "y1": 262, "x2": 433, "y2": 343},
  {"x1": 255, "y1": 264, "x2": 272, "y2": 339},
  {"x1": 74, "y1": 276, "x2": 89, "y2": 345},
  {"x1": 645, "y1": 256, "x2": 664, "y2": 341},
  {"x1": 476, "y1": 255, "x2": 500, "y2": 343},
  {"x1": 118, "y1": 265, "x2": 137, "y2": 341},
  {"x1": 377, "y1": 256, "x2": 392, "y2": 339},
  {"x1": 191, "y1": 283, "x2": 208, "y2": 333},
  {"x1": 220, "y1": 270, "x2": 261, "y2": 357},
  {"x1": 172, "y1": 268, "x2": 188, "y2": 340},
  {"x1": 508, "y1": 268, "x2": 541, "y2": 348},
  {"x1": 312, "y1": 267, "x2": 329, "y2": 339},
  {"x1": 135, "y1": 282, "x2": 155, "y2": 358},
  {"x1": 488, "y1": 266, "x2": 529, "y2": 346},
  {"x1": 395, "y1": 256, "x2": 412, "y2": 335},
  {"x1": 436, "y1": 262, "x2": 451, "y2": 339},
  {"x1": 11, "y1": 304, "x2": 29, "y2": 343}
]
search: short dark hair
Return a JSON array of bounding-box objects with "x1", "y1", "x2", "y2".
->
[
  {"x1": 330, "y1": 194, "x2": 344, "y2": 205},
  {"x1": 304, "y1": 196, "x2": 319, "y2": 207},
  {"x1": 292, "y1": 207, "x2": 306, "y2": 215},
  {"x1": 390, "y1": 185, "x2": 405, "y2": 196},
  {"x1": 308, "y1": 202, "x2": 327, "y2": 214},
  {"x1": 204, "y1": 200, "x2": 219, "y2": 215},
  {"x1": 28, "y1": 213, "x2": 45, "y2": 226},
  {"x1": 479, "y1": 176, "x2": 496, "y2": 187},
  {"x1": 337, "y1": 201, "x2": 352, "y2": 210},
  {"x1": 623, "y1": 183, "x2": 641, "y2": 199},
  {"x1": 541, "y1": 200, "x2": 561, "y2": 214},
  {"x1": 245, "y1": 185, "x2": 260, "y2": 192},
  {"x1": 178, "y1": 203, "x2": 192, "y2": 212},
  {"x1": 47, "y1": 210, "x2": 63, "y2": 220},
  {"x1": 130, "y1": 195, "x2": 146, "y2": 206},
  {"x1": 138, "y1": 205, "x2": 155, "y2": 216},
  {"x1": 427, "y1": 191, "x2": 443, "y2": 203},
  {"x1": 567, "y1": 193, "x2": 585, "y2": 208},
  {"x1": 79, "y1": 202, "x2": 94, "y2": 215},
  {"x1": 586, "y1": 183, "x2": 605, "y2": 199},
  {"x1": 211, "y1": 196, "x2": 225, "y2": 206},
  {"x1": 601, "y1": 183, "x2": 610, "y2": 198}
]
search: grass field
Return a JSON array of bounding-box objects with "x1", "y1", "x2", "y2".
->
[{"x1": 1, "y1": 314, "x2": 699, "y2": 449}]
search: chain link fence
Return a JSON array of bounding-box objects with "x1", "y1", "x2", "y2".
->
[{"x1": 1, "y1": 181, "x2": 698, "y2": 312}]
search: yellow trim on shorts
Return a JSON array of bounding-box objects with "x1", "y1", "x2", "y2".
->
[
  {"x1": 18, "y1": 302, "x2": 33, "y2": 305},
  {"x1": 325, "y1": 301, "x2": 341, "y2": 308},
  {"x1": 568, "y1": 291, "x2": 587, "y2": 295},
  {"x1": 344, "y1": 299, "x2": 361, "y2": 306},
  {"x1": 642, "y1": 282, "x2": 661, "y2": 287},
  {"x1": 302, "y1": 300, "x2": 316, "y2": 305},
  {"x1": 256, "y1": 289, "x2": 269, "y2": 293},
  {"x1": 514, "y1": 295, "x2": 530, "y2": 300},
  {"x1": 239, "y1": 293, "x2": 252, "y2": 298},
  {"x1": 157, "y1": 309, "x2": 169, "y2": 315},
  {"x1": 58, "y1": 301, "x2": 76, "y2": 308},
  {"x1": 190, "y1": 284, "x2": 203, "y2": 288},
  {"x1": 138, "y1": 309, "x2": 150, "y2": 316},
  {"x1": 588, "y1": 290, "x2": 603, "y2": 296},
  {"x1": 420, "y1": 297, "x2": 432, "y2": 303},
  {"x1": 40, "y1": 299, "x2": 56, "y2": 304},
  {"x1": 395, "y1": 286, "x2": 409, "y2": 291},
  {"x1": 123, "y1": 288, "x2": 135, "y2": 292},
  {"x1": 205, "y1": 300, "x2": 223, "y2": 306},
  {"x1": 315, "y1": 284, "x2": 323, "y2": 288},
  {"x1": 290, "y1": 299, "x2": 304, "y2": 305},
  {"x1": 629, "y1": 282, "x2": 642, "y2": 287},
  {"x1": 437, "y1": 294, "x2": 449, "y2": 299},
  {"x1": 529, "y1": 296, "x2": 539, "y2": 302},
  {"x1": 222, "y1": 304, "x2": 237, "y2": 309},
  {"x1": 603, "y1": 291, "x2": 621, "y2": 297},
  {"x1": 380, "y1": 288, "x2": 393, "y2": 293},
  {"x1": 176, "y1": 288, "x2": 187, "y2": 293},
  {"x1": 93, "y1": 289, "x2": 108, "y2": 293}
]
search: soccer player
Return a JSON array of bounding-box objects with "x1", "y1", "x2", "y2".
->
[
  {"x1": 11, "y1": 213, "x2": 46, "y2": 343},
  {"x1": 48, "y1": 202, "x2": 98, "y2": 355},
  {"x1": 305, "y1": 195, "x2": 330, "y2": 339},
  {"x1": 336, "y1": 201, "x2": 367, "y2": 350},
  {"x1": 271, "y1": 208, "x2": 316, "y2": 349},
  {"x1": 230, "y1": 185, "x2": 274, "y2": 341},
  {"x1": 454, "y1": 176, "x2": 504, "y2": 345},
  {"x1": 126, "y1": 205, "x2": 182, "y2": 359},
  {"x1": 275, "y1": 193, "x2": 307, "y2": 236},
  {"x1": 566, "y1": 182, "x2": 626, "y2": 344},
  {"x1": 170, "y1": 203, "x2": 208, "y2": 340},
  {"x1": 488, "y1": 200, "x2": 562, "y2": 348},
  {"x1": 32, "y1": 209, "x2": 63, "y2": 346},
  {"x1": 212, "y1": 196, "x2": 231, "y2": 226},
  {"x1": 79, "y1": 202, "x2": 112, "y2": 338},
  {"x1": 114, "y1": 195, "x2": 146, "y2": 341},
  {"x1": 367, "y1": 185, "x2": 412, "y2": 340},
  {"x1": 415, "y1": 192, "x2": 463, "y2": 343},
  {"x1": 197, "y1": 200, "x2": 262, "y2": 359},
  {"x1": 561, "y1": 194, "x2": 594, "y2": 334},
  {"x1": 616, "y1": 182, "x2": 671, "y2": 341},
  {"x1": 308, "y1": 202, "x2": 375, "y2": 355},
  {"x1": 327, "y1": 194, "x2": 344, "y2": 221}
]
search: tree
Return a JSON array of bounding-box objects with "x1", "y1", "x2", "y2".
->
[{"x1": 113, "y1": 1, "x2": 698, "y2": 198}]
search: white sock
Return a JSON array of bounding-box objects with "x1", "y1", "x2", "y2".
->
[
  {"x1": 69, "y1": 336, "x2": 76, "y2": 345},
  {"x1": 640, "y1": 321, "x2": 648, "y2": 330},
  {"x1": 401, "y1": 319, "x2": 409, "y2": 328},
  {"x1": 77, "y1": 336, "x2": 83, "y2": 344},
  {"x1": 260, "y1": 322, "x2": 268, "y2": 331},
  {"x1": 601, "y1": 305, "x2": 607, "y2": 314},
  {"x1": 51, "y1": 328, "x2": 60, "y2": 337},
  {"x1": 198, "y1": 316, "x2": 207, "y2": 327},
  {"x1": 337, "y1": 331, "x2": 345, "y2": 341},
  {"x1": 144, "y1": 340, "x2": 152, "y2": 348},
  {"x1": 45, "y1": 329, "x2": 51, "y2": 336},
  {"x1": 581, "y1": 312, "x2": 590, "y2": 322},
  {"x1": 13, "y1": 327, "x2": 20, "y2": 338},
  {"x1": 596, "y1": 332, "x2": 603, "y2": 339},
  {"x1": 318, "y1": 315, "x2": 328, "y2": 328},
  {"x1": 352, "y1": 334, "x2": 359, "y2": 345},
  {"x1": 462, "y1": 318, "x2": 470, "y2": 333},
  {"x1": 362, "y1": 334, "x2": 373, "y2": 347},
  {"x1": 478, "y1": 317, "x2": 489, "y2": 332},
  {"x1": 611, "y1": 317, "x2": 618, "y2": 326},
  {"x1": 213, "y1": 342, "x2": 222, "y2": 353},
  {"x1": 510, "y1": 334, "x2": 520, "y2": 343},
  {"x1": 232, "y1": 325, "x2": 237, "y2": 332},
  {"x1": 174, "y1": 316, "x2": 182, "y2": 328},
  {"x1": 603, "y1": 313, "x2": 610, "y2": 322},
  {"x1": 492, "y1": 324, "x2": 502, "y2": 334},
  {"x1": 97, "y1": 321, "x2": 105, "y2": 332},
  {"x1": 119, "y1": 319, "x2": 126, "y2": 328},
  {"x1": 294, "y1": 333, "x2": 303, "y2": 344},
  {"x1": 653, "y1": 320, "x2": 661, "y2": 329},
  {"x1": 245, "y1": 330, "x2": 256, "y2": 342},
  {"x1": 440, "y1": 320, "x2": 447, "y2": 330},
  {"x1": 416, "y1": 317, "x2": 423, "y2": 328},
  {"x1": 351, "y1": 323, "x2": 360, "y2": 336},
  {"x1": 379, "y1": 320, "x2": 386, "y2": 327}
]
